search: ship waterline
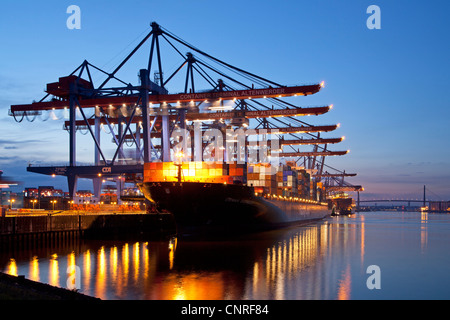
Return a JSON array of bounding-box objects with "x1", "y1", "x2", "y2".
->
[{"x1": 139, "y1": 181, "x2": 330, "y2": 236}]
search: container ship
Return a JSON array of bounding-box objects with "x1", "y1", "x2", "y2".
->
[
  {"x1": 6, "y1": 22, "x2": 362, "y2": 236},
  {"x1": 138, "y1": 161, "x2": 331, "y2": 236}
]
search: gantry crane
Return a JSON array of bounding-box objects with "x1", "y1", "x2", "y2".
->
[{"x1": 9, "y1": 22, "x2": 357, "y2": 199}]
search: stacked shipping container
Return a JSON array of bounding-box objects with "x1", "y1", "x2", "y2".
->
[
  {"x1": 143, "y1": 161, "x2": 247, "y2": 184},
  {"x1": 247, "y1": 164, "x2": 277, "y2": 194},
  {"x1": 143, "y1": 161, "x2": 324, "y2": 201},
  {"x1": 248, "y1": 163, "x2": 313, "y2": 198}
]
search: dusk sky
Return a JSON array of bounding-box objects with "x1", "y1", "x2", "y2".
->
[{"x1": 1, "y1": 0, "x2": 449, "y2": 200}]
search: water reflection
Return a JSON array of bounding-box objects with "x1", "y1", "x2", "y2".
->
[
  {"x1": 29, "y1": 256, "x2": 39, "y2": 282},
  {"x1": 49, "y1": 254, "x2": 59, "y2": 287},
  {"x1": 421, "y1": 211, "x2": 428, "y2": 253},
  {"x1": 83, "y1": 249, "x2": 91, "y2": 292},
  {"x1": 1, "y1": 219, "x2": 362, "y2": 300},
  {"x1": 2, "y1": 212, "x2": 449, "y2": 300},
  {"x1": 337, "y1": 265, "x2": 351, "y2": 300},
  {"x1": 7, "y1": 258, "x2": 17, "y2": 277}
]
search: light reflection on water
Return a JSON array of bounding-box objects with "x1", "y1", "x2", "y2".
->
[{"x1": 2, "y1": 211, "x2": 450, "y2": 300}]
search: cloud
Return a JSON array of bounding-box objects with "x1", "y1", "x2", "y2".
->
[
  {"x1": 0, "y1": 156, "x2": 19, "y2": 163},
  {"x1": 0, "y1": 138, "x2": 42, "y2": 145}
]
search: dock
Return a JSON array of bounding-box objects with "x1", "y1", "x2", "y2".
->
[{"x1": 0, "y1": 213, "x2": 176, "y2": 248}]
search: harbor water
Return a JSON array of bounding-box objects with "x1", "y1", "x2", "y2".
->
[{"x1": 1, "y1": 211, "x2": 450, "y2": 300}]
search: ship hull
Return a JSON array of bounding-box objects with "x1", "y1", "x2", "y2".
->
[{"x1": 139, "y1": 182, "x2": 330, "y2": 236}]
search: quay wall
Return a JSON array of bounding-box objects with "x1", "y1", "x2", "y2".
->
[{"x1": 0, "y1": 214, "x2": 176, "y2": 246}]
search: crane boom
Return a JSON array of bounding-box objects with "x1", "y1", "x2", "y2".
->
[
  {"x1": 279, "y1": 151, "x2": 349, "y2": 157},
  {"x1": 327, "y1": 186, "x2": 363, "y2": 192},
  {"x1": 10, "y1": 84, "x2": 322, "y2": 113},
  {"x1": 62, "y1": 107, "x2": 334, "y2": 129},
  {"x1": 280, "y1": 137, "x2": 343, "y2": 145},
  {"x1": 314, "y1": 173, "x2": 357, "y2": 177},
  {"x1": 265, "y1": 125, "x2": 339, "y2": 134},
  {"x1": 189, "y1": 105, "x2": 330, "y2": 120}
]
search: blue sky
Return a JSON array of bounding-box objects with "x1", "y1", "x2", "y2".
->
[{"x1": 1, "y1": 0, "x2": 449, "y2": 200}]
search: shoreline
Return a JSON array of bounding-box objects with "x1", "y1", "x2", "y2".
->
[{"x1": 0, "y1": 271, "x2": 99, "y2": 300}]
